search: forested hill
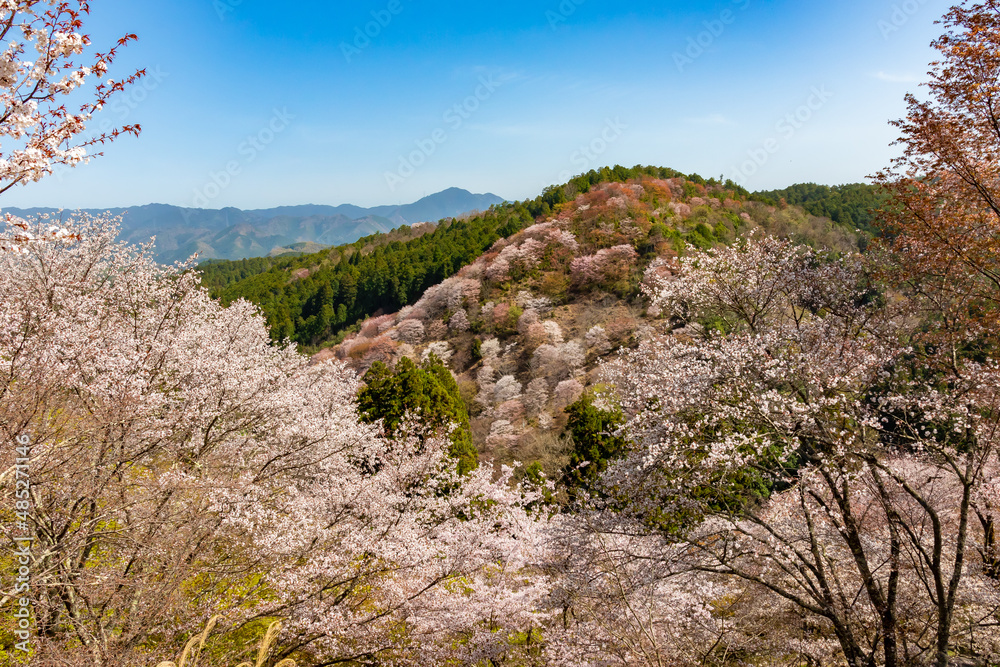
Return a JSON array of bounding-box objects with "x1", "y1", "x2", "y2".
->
[
  {"x1": 200, "y1": 167, "x2": 698, "y2": 347},
  {"x1": 307, "y1": 168, "x2": 866, "y2": 473},
  {"x1": 753, "y1": 182, "x2": 885, "y2": 235},
  {"x1": 201, "y1": 166, "x2": 874, "y2": 352},
  {"x1": 201, "y1": 199, "x2": 537, "y2": 347}
]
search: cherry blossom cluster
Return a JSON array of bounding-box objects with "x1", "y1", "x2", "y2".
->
[
  {"x1": 0, "y1": 1, "x2": 144, "y2": 215},
  {"x1": 0, "y1": 213, "x2": 547, "y2": 666},
  {"x1": 484, "y1": 237, "x2": 546, "y2": 283},
  {"x1": 569, "y1": 244, "x2": 638, "y2": 285},
  {"x1": 600, "y1": 234, "x2": 1000, "y2": 666},
  {"x1": 0, "y1": 212, "x2": 76, "y2": 252}
]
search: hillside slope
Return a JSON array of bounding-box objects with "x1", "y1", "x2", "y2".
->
[
  {"x1": 303, "y1": 169, "x2": 864, "y2": 474},
  {"x1": 203, "y1": 203, "x2": 537, "y2": 347},
  {"x1": 754, "y1": 182, "x2": 885, "y2": 238}
]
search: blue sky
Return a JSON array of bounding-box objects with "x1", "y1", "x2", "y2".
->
[{"x1": 2, "y1": 0, "x2": 954, "y2": 209}]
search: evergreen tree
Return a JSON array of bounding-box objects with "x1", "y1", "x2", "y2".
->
[
  {"x1": 358, "y1": 356, "x2": 478, "y2": 474},
  {"x1": 560, "y1": 394, "x2": 628, "y2": 502}
]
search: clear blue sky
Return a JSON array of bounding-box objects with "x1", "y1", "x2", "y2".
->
[{"x1": 1, "y1": 0, "x2": 954, "y2": 209}]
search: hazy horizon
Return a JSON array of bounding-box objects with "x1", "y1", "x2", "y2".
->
[{"x1": 0, "y1": 186, "x2": 508, "y2": 214}]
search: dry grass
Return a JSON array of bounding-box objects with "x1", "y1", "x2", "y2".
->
[{"x1": 155, "y1": 618, "x2": 295, "y2": 667}]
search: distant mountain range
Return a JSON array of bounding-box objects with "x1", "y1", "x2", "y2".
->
[{"x1": 2, "y1": 188, "x2": 505, "y2": 264}]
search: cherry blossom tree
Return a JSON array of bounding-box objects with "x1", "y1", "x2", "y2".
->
[
  {"x1": 570, "y1": 245, "x2": 639, "y2": 287},
  {"x1": 486, "y1": 419, "x2": 517, "y2": 450},
  {"x1": 531, "y1": 340, "x2": 584, "y2": 385},
  {"x1": 523, "y1": 378, "x2": 550, "y2": 419},
  {"x1": 543, "y1": 514, "x2": 776, "y2": 667},
  {"x1": 495, "y1": 398, "x2": 525, "y2": 425},
  {"x1": 412, "y1": 277, "x2": 480, "y2": 320},
  {"x1": 425, "y1": 318, "x2": 448, "y2": 340},
  {"x1": 493, "y1": 375, "x2": 523, "y2": 404},
  {"x1": 552, "y1": 379, "x2": 584, "y2": 410},
  {"x1": 485, "y1": 239, "x2": 546, "y2": 284},
  {"x1": 517, "y1": 308, "x2": 540, "y2": 335},
  {"x1": 399, "y1": 531, "x2": 553, "y2": 665},
  {"x1": 422, "y1": 340, "x2": 453, "y2": 364},
  {"x1": 542, "y1": 320, "x2": 564, "y2": 345},
  {"x1": 396, "y1": 317, "x2": 425, "y2": 344},
  {"x1": 484, "y1": 255, "x2": 511, "y2": 284},
  {"x1": 0, "y1": 1, "x2": 144, "y2": 252},
  {"x1": 449, "y1": 307, "x2": 470, "y2": 333},
  {"x1": 531, "y1": 344, "x2": 562, "y2": 379},
  {"x1": 547, "y1": 228, "x2": 579, "y2": 253},
  {"x1": 524, "y1": 321, "x2": 549, "y2": 351},
  {"x1": 0, "y1": 214, "x2": 77, "y2": 252},
  {"x1": 643, "y1": 232, "x2": 853, "y2": 331},
  {"x1": 604, "y1": 235, "x2": 1000, "y2": 667},
  {"x1": 585, "y1": 324, "x2": 611, "y2": 354},
  {"x1": 560, "y1": 341, "x2": 586, "y2": 370},
  {"x1": 0, "y1": 215, "x2": 540, "y2": 666},
  {"x1": 478, "y1": 337, "x2": 500, "y2": 363},
  {"x1": 475, "y1": 364, "x2": 498, "y2": 411}
]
